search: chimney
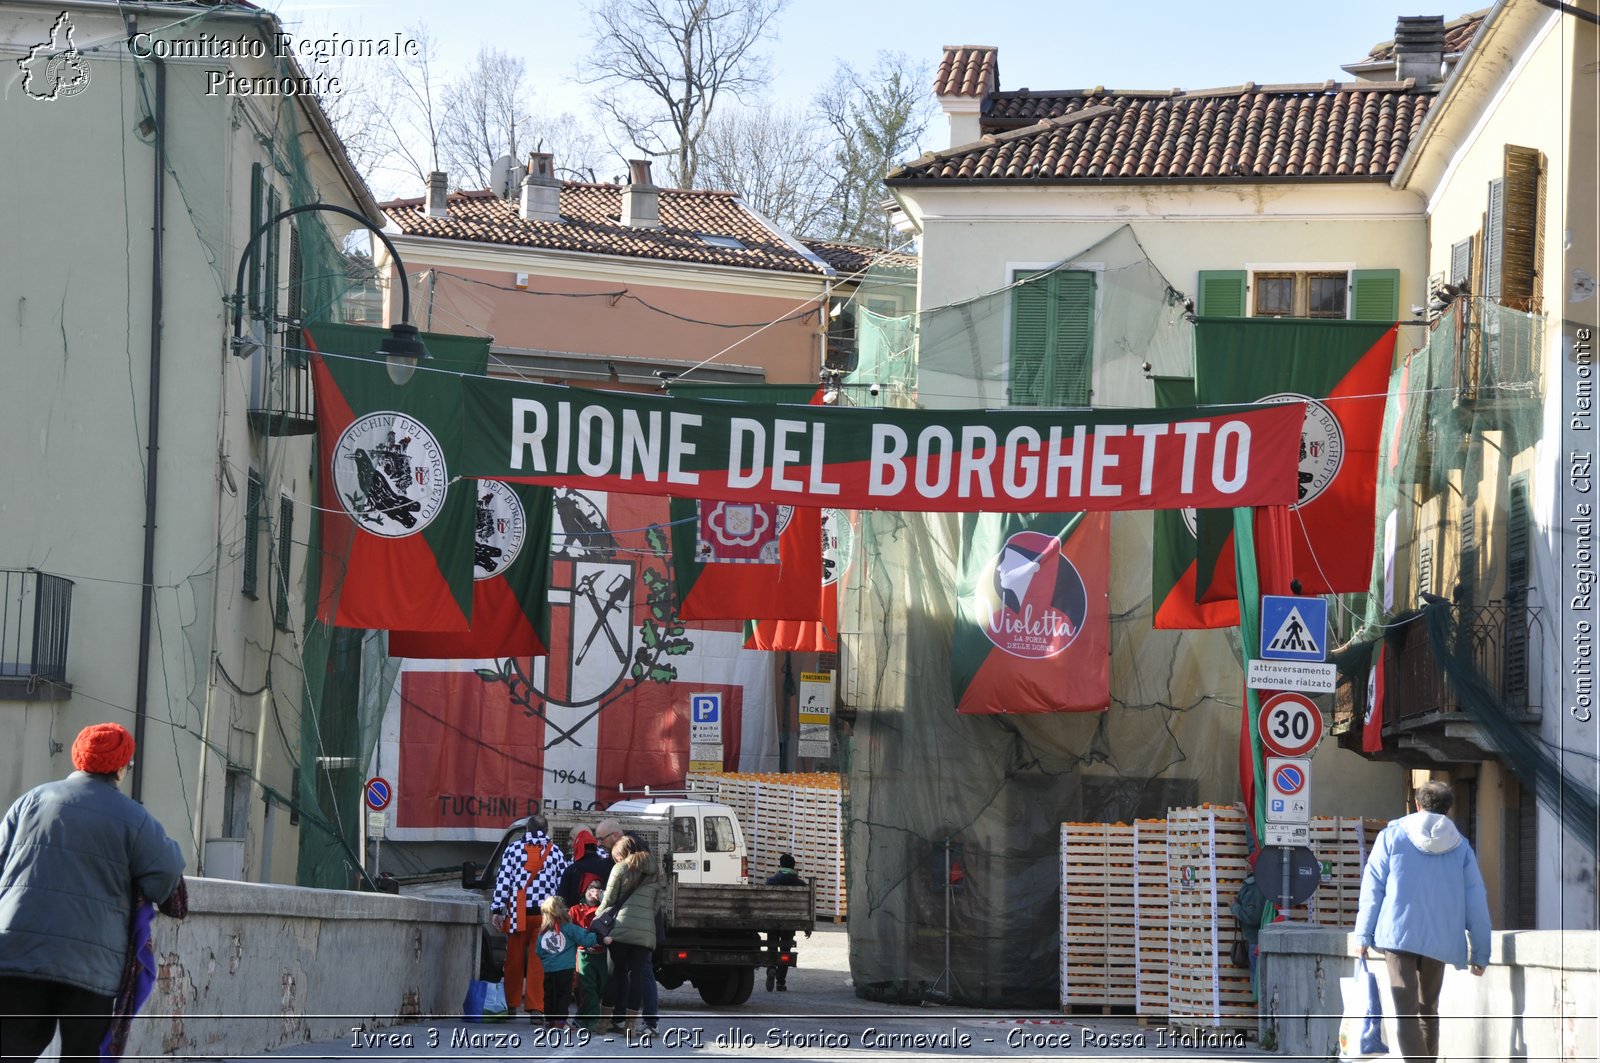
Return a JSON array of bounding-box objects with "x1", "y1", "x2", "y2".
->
[
  {"x1": 424, "y1": 171, "x2": 449, "y2": 218},
  {"x1": 519, "y1": 152, "x2": 561, "y2": 223},
  {"x1": 621, "y1": 159, "x2": 660, "y2": 229},
  {"x1": 934, "y1": 45, "x2": 998, "y2": 148},
  {"x1": 1393, "y1": 16, "x2": 1446, "y2": 85}
]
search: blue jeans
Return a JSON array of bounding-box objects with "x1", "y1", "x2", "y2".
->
[{"x1": 608, "y1": 943, "x2": 653, "y2": 1019}]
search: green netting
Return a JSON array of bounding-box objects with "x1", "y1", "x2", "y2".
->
[{"x1": 839, "y1": 226, "x2": 1244, "y2": 1006}]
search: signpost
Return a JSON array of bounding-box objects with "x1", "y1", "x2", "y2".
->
[
  {"x1": 1260, "y1": 595, "x2": 1328, "y2": 662},
  {"x1": 798, "y1": 672, "x2": 834, "y2": 759},
  {"x1": 1246, "y1": 658, "x2": 1337, "y2": 693},
  {"x1": 1264, "y1": 757, "x2": 1312, "y2": 821},
  {"x1": 364, "y1": 776, "x2": 392, "y2": 878},
  {"x1": 690, "y1": 692, "x2": 723, "y2": 773}
]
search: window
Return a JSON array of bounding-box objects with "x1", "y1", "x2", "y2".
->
[
  {"x1": 1504, "y1": 477, "x2": 1530, "y2": 707},
  {"x1": 242, "y1": 471, "x2": 263, "y2": 599},
  {"x1": 1417, "y1": 539, "x2": 1434, "y2": 601},
  {"x1": 672, "y1": 816, "x2": 698, "y2": 854},
  {"x1": 702, "y1": 815, "x2": 738, "y2": 853},
  {"x1": 1253, "y1": 271, "x2": 1348, "y2": 318},
  {"x1": 1009, "y1": 268, "x2": 1094, "y2": 406},
  {"x1": 698, "y1": 234, "x2": 745, "y2": 249},
  {"x1": 274, "y1": 495, "x2": 294, "y2": 631},
  {"x1": 1197, "y1": 269, "x2": 1398, "y2": 321}
]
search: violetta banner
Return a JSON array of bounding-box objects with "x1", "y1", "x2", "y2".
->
[{"x1": 453, "y1": 371, "x2": 1305, "y2": 513}]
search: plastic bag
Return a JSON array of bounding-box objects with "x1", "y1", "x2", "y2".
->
[
  {"x1": 463, "y1": 979, "x2": 509, "y2": 1023},
  {"x1": 1337, "y1": 957, "x2": 1390, "y2": 1059}
]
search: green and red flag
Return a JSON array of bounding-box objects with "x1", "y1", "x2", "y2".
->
[
  {"x1": 1364, "y1": 643, "x2": 1387, "y2": 753},
  {"x1": 672, "y1": 501, "x2": 823, "y2": 621},
  {"x1": 1194, "y1": 319, "x2": 1397, "y2": 600},
  {"x1": 306, "y1": 325, "x2": 488, "y2": 631},
  {"x1": 388, "y1": 481, "x2": 554, "y2": 659},
  {"x1": 1151, "y1": 376, "x2": 1240, "y2": 630},
  {"x1": 951, "y1": 511, "x2": 1110, "y2": 714},
  {"x1": 742, "y1": 508, "x2": 848, "y2": 653}
]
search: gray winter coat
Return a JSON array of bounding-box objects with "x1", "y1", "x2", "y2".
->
[
  {"x1": 598, "y1": 850, "x2": 662, "y2": 950},
  {"x1": 0, "y1": 772, "x2": 185, "y2": 995}
]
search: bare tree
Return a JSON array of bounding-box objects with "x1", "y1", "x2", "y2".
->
[
  {"x1": 302, "y1": 35, "x2": 387, "y2": 183},
  {"x1": 582, "y1": 0, "x2": 788, "y2": 188},
  {"x1": 373, "y1": 23, "x2": 446, "y2": 192},
  {"x1": 525, "y1": 111, "x2": 608, "y2": 185},
  {"x1": 439, "y1": 48, "x2": 537, "y2": 191},
  {"x1": 697, "y1": 103, "x2": 832, "y2": 235},
  {"x1": 814, "y1": 51, "x2": 935, "y2": 245}
]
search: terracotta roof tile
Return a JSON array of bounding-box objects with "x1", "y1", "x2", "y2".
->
[
  {"x1": 800, "y1": 240, "x2": 918, "y2": 277},
  {"x1": 935, "y1": 45, "x2": 999, "y2": 98},
  {"x1": 383, "y1": 184, "x2": 827, "y2": 275},
  {"x1": 891, "y1": 83, "x2": 1435, "y2": 184}
]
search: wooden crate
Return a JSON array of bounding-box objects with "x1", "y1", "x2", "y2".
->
[
  {"x1": 1132, "y1": 818, "x2": 1170, "y2": 1015},
  {"x1": 689, "y1": 771, "x2": 846, "y2": 919},
  {"x1": 1060, "y1": 822, "x2": 1139, "y2": 1010},
  {"x1": 1165, "y1": 806, "x2": 1256, "y2": 1030}
]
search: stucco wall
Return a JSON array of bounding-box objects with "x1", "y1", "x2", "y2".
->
[
  {"x1": 1258, "y1": 923, "x2": 1597, "y2": 1060},
  {"x1": 119, "y1": 878, "x2": 478, "y2": 1058}
]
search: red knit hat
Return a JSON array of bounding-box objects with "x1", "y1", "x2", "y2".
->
[{"x1": 72, "y1": 722, "x2": 135, "y2": 775}]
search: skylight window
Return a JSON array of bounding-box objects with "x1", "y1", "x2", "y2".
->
[{"x1": 699, "y1": 234, "x2": 745, "y2": 249}]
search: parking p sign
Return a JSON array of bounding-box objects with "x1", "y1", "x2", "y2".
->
[{"x1": 690, "y1": 693, "x2": 722, "y2": 744}]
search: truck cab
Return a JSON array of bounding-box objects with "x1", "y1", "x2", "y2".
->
[{"x1": 604, "y1": 798, "x2": 748, "y2": 885}]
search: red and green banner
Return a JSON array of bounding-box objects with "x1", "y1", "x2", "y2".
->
[
  {"x1": 388, "y1": 481, "x2": 554, "y2": 659},
  {"x1": 743, "y1": 509, "x2": 847, "y2": 653},
  {"x1": 1364, "y1": 643, "x2": 1387, "y2": 753},
  {"x1": 455, "y1": 368, "x2": 1305, "y2": 513},
  {"x1": 672, "y1": 502, "x2": 823, "y2": 621},
  {"x1": 306, "y1": 326, "x2": 489, "y2": 631},
  {"x1": 1194, "y1": 319, "x2": 1397, "y2": 599},
  {"x1": 951, "y1": 511, "x2": 1110, "y2": 714},
  {"x1": 1151, "y1": 376, "x2": 1240, "y2": 630}
]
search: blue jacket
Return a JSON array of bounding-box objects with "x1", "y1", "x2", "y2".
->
[
  {"x1": 0, "y1": 772, "x2": 185, "y2": 995},
  {"x1": 1355, "y1": 811, "x2": 1491, "y2": 969},
  {"x1": 536, "y1": 921, "x2": 597, "y2": 972}
]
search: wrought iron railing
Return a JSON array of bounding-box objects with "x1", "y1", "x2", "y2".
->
[
  {"x1": 1392, "y1": 599, "x2": 1542, "y2": 722},
  {"x1": 247, "y1": 329, "x2": 316, "y2": 436},
  {"x1": 0, "y1": 568, "x2": 74, "y2": 686}
]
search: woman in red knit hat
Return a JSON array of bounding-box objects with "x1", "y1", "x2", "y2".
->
[{"x1": 0, "y1": 722, "x2": 185, "y2": 1062}]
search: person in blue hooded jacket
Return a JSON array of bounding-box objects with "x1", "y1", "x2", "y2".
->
[{"x1": 1355, "y1": 780, "x2": 1491, "y2": 1063}]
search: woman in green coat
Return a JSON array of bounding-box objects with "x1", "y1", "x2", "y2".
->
[{"x1": 597, "y1": 835, "x2": 661, "y2": 1034}]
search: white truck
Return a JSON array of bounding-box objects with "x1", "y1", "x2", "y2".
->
[{"x1": 411, "y1": 797, "x2": 814, "y2": 1006}]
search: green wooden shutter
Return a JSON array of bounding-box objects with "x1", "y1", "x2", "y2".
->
[
  {"x1": 1049, "y1": 271, "x2": 1095, "y2": 405},
  {"x1": 248, "y1": 164, "x2": 263, "y2": 316},
  {"x1": 275, "y1": 495, "x2": 294, "y2": 631},
  {"x1": 1351, "y1": 269, "x2": 1400, "y2": 322},
  {"x1": 1483, "y1": 177, "x2": 1505, "y2": 300},
  {"x1": 265, "y1": 185, "x2": 281, "y2": 324},
  {"x1": 243, "y1": 471, "x2": 262, "y2": 599},
  {"x1": 1504, "y1": 477, "x2": 1530, "y2": 707},
  {"x1": 1010, "y1": 272, "x2": 1050, "y2": 405},
  {"x1": 1196, "y1": 270, "x2": 1246, "y2": 317}
]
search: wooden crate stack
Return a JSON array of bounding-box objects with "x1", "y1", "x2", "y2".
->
[
  {"x1": 1298, "y1": 816, "x2": 1383, "y2": 927},
  {"x1": 1059, "y1": 822, "x2": 1138, "y2": 1010},
  {"x1": 1165, "y1": 805, "x2": 1256, "y2": 1030},
  {"x1": 688, "y1": 771, "x2": 846, "y2": 919},
  {"x1": 1132, "y1": 818, "x2": 1170, "y2": 1017}
]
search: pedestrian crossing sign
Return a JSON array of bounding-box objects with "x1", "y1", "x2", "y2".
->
[{"x1": 1260, "y1": 595, "x2": 1327, "y2": 662}]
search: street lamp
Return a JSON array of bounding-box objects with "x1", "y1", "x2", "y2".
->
[{"x1": 230, "y1": 202, "x2": 428, "y2": 384}]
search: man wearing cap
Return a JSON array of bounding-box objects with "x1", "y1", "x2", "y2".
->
[
  {"x1": 0, "y1": 722, "x2": 185, "y2": 1061},
  {"x1": 763, "y1": 854, "x2": 806, "y2": 991}
]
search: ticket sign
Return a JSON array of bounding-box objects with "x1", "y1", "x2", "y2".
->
[
  {"x1": 1265, "y1": 756, "x2": 1312, "y2": 822},
  {"x1": 1257, "y1": 691, "x2": 1325, "y2": 758}
]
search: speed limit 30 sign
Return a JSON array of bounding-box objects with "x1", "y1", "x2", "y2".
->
[{"x1": 1258, "y1": 691, "x2": 1325, "y2": 758}]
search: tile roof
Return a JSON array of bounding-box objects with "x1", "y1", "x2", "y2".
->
[
  {"x1": 801, "y1": 239, "x2": 918, "y2": 277},
  {"x1": 934, "y1": 45, "x2": 999, "y2": 98},
  {"x1": 383, "y1": 185, "x2": 828, "y2": 275},
  {"x1": 891, "y1": 82, "x2": 1435, "y2": 183},
  {"x1": 1360, "y1": 10, "x2": 1487, "y2": 62}
]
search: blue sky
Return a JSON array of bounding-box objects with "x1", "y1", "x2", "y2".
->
[{"x1": 271, "y1": 0, "x2": 1439, "y2": 108}]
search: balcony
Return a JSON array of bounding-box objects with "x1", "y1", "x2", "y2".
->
[
  {"x1": 0, "y1": 568, "x2": 74, "y2": 700},
  {"x1": 1453, "y1": 300, "x2": 1544, "y2": 431},
  {"x1": 1337, "y1": 600, "x2": 1540, "y2": 763},
  {"x1": 247, "y1": 332, "x2": 315, "y2": 437}
]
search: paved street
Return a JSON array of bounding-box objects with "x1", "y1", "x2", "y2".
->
[{"x1": 153, "y1": 925, "x2": 1279, "y2": 1062}]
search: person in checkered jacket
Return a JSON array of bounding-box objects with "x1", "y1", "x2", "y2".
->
[{"x1": 490, "y1": 812, "x2": 569, "y2": 1021}]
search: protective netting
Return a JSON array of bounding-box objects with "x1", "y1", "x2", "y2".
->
[{"x1": 838, "y1": 227, "x2": 1246, "y2": 1006}]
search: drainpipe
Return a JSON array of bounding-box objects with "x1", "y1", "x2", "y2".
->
[{"x1": 131, "y1": 38, "x2": 166, "y2": 803}]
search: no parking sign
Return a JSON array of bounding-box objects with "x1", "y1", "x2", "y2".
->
[{"x1": 1265, "y1": 757, "x2": 1311, "y2": 822}]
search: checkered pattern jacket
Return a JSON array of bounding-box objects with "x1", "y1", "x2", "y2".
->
[{"x1": 491, "y1": 830, "x2": 568, "y2": 933}]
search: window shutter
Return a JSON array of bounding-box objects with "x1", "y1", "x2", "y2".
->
[
  {"x1": 1450, "y1": 237, "x2": 1474, "y2": 288},
  {"x1": 1196, "y1": 270, "x2": 1246, "y2": 317},
  {"x1": 275, "y1": 495, "x2": 294, "y2": 631},
  {"x1": 248, "y1": 164, "x2": 264, "y2": 316},
  {"x1": 243, "y1": 471, "x2": 262, "y2": 599},
  {"x1": 265, "y1": 185, "x2": 281, "y2": 325},
  {"x1": 1416, "y1": 539, "x2": 1434, "y2": 600},
  {"x1": 1010, "y1": 272, "x2": 1051, "y2": 406},
  {"x1": 286, "y1": 224, "x2": 303, "y2": 321},
  {"x1": 1504, "y1": 477, "x2": 1530, "y2": 707},
  {"x1": 1049, "y1": 271, "x2": 1095, "y2": 405},
  {"x1": 1483, "y1": 177, "x2": 1505, "y2": 300},
  {"x1": 1351, "y1": 269, "x2": 1399, "y2": 322},
  {"x1": 1500, "y1": 146, "x2": 1542, "y2": 311}
]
